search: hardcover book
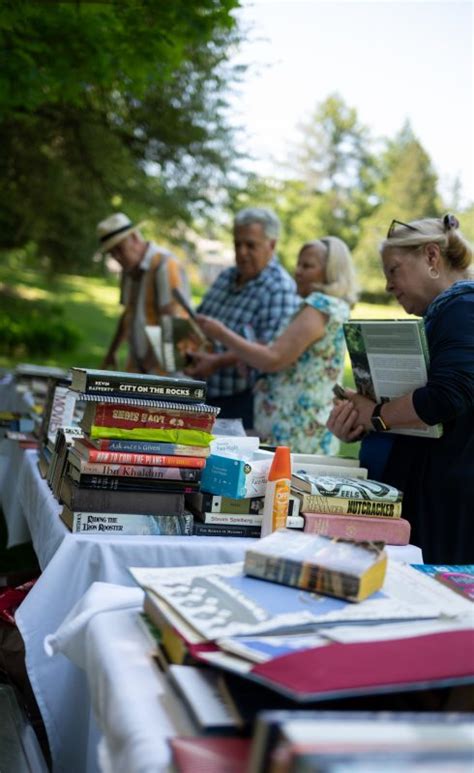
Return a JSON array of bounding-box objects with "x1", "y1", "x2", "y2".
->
[
  {"x1": 291, "y1": 474, "x2": 403, "y2": 502},
  {"x1": 192, "y1": 522, "x2": 261, "y2": 538},
  {"x1": 343, "y1": 319, "x2": 443, "y2": 438},
  {"x1": 59, "y1": 475, "x2": 185, "y2": 514},
  {"x1": 159, "y1": 315, "x2": 214, "y2": 373},
  {"x1": 244, "y1": 529, "x2": 388, "y2": 602},
  {"x1": 303, "y1": 513, "x2": 411, "y2": 545},
  {"x1": 67, "y1": 458, "x2": 201, "y2": 482},
  {"x1": 65, "y1": 467, "x2": 199, "y2": 493},
  {"x1": 70, "y1": 367, "x2": 207, "y2": 402},
  {"x1": 186, "y1": 492, "x2": 264, "y2": 515},
  {"x1": 170, "y1": 737, "x2": 251, "y2": 773},
  {"x1": 291, "y1": 491, "x2": 402, "y2": 519},
  {"x1": 60, "y1": 508, "x2": 194, "y2": 535}
]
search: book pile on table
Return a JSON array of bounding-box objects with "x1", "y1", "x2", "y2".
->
[
  {"x1": 130, "y1": 537, "x2": 473, "y2": 760},
  {"x1": 53, "y1": 368, "x2": 220, "y2": 535},
  {"x1": 289, "y1": 453, "x2": 410, "y2": 545},
  {"x1": 0, "y1": 364, "x2": 68, "y2": 443}
]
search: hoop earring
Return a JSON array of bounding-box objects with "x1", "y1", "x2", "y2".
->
[{"x1": 428, "y1": 266, "x2": 440, "y2": 280}]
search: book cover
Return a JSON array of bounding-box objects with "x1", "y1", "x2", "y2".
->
[
  {"x1": 412, "y1": 565, "x2": 474, "y2": 602},
  {"x1": 160, "y1": 315, "x2": 214, "y2": 373},
  {"x1": 343, "y1": 319, "x2": 443, "y2": 439},
  {"x1": 170, "y1": 737, "x2": 251, "y2": 773},
  {"x1": 59, "y1": 476, "x2": 185, "y2": 514},
  {"x1": 71, "y1": 439, "x2": 206, "y2": 468},
  {"x1": 37, "y1": 377, "x2": 75, "y2": 446},
  {"x1": 67, "y1": 458, "x2": 202, "y2": 482},
  {"x1": 186, "y1": 492, "x2": 264, "y2": 515},
  {"x1": 64, "y1": 467, "x2": 199, "y2": 493},
  {"x1": 87, "y1": 437, "x2": 210, "y2": 457},
  {"x1": 80, "y1": 400, "x2": 218, "y2": 435},
  {"x1": 60, "y1": 508, "x2": 194, "y2": 535},
  {"x1": 129, "y1": 560, "x2": 468, "y2": 642},
  {"x1": 244, "y1": 530, "x2": 388, "y2": 602},
  {"x1": 70, "y1": 367, "x2": 207, "y2": 402},
  {"x1": 291, "y1": 474, "x2": 403, "y2": 503},
  {"x1": 197, "y1": 512, "x2": 263, "y2": 526},
  {"x1": 303, "y1": 513, "x2": 411, "y2": 545},
  {"x1": 192, "y1": 522, "x2": 261, "y2": 538},
  {"x1": 292, "y1": 491, "x2": 402, "y2": 518},
  {"x1": 249, "y1": 710, "x2": 474, "y2": 773}
]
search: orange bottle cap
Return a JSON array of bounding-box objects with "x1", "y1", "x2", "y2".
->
[{"x1": 268, "y1": 445, "x2": 291, "y2": 480}]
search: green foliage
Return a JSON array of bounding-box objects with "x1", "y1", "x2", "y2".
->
[
  {"x1": 0, "y1": 0, "x2": 242, "y2": 272},
  {"x1": 0, "y1": 290, "x2": 81, "y2": 359}
]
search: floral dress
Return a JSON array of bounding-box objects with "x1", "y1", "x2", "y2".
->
[{"x1": 253, "y1": 292, "x2": 350, "y2": 454}]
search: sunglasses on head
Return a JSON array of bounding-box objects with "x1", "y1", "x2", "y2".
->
[{"x1": 386, "y1": 219, "x2": 421, "y2": 239}]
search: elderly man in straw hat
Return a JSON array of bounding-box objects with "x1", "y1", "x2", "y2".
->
[{"x1": 97, "y1": 212, "x2": 190, "y2": 373}]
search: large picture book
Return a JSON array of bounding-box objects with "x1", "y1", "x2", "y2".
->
[
  {"x1": 129, "y1": 560, "x2": 472, "y2": 641},
  {"x1": 343, "y1": 319, "x2": 443, "y2": 438},
  {"x1": 61, "y1": 508, "x2": 194, "y2": 535},
  {"x1": 70, "y1": 367, "x2": 207, "y2": 402},
  {"x1": 243, "y1": 529, "x2": 388, "y2": 602}
]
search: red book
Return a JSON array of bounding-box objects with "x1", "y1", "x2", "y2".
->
[
  {"x1": 72, "y1": 440, "x2": 206, "y2": 468},
  {"x1": 170, "y1": 737, "x2": 251, "y2": 773},
  {"x1": 68, "y1": 461, "x2": 201, "y2": 481},
  {"x1": 303, "y1": 512, "x2": 411, "y2": 545},
  {"x1": 80, "y1": 401, "x2": 216, "y2": 433}
]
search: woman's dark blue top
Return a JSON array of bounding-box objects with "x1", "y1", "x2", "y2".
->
[{"x1": 360, "y1": 282, "x2": 474, "y2": 563}]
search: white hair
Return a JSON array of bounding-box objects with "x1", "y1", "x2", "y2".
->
[{"x1": 234, "y1": 207, "x2": 280, "y2": 240}]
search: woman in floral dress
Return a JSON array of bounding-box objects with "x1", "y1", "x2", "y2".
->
[{"x1": 196, "y1": 236, "x2": 358, "y2": 453}]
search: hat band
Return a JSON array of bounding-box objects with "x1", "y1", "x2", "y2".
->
[{"x1": 100, "y1": 222, "x2": 134, "y2": 243}]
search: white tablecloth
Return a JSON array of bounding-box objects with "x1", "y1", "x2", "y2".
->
[
  {"x1": 45, "y1": 583, "x2": 192, "y2": 773},
  {"x1": 0, "y1": 441, "x2": 422, "y2": 772}
]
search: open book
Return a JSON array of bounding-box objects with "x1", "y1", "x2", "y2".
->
[
  {"x1": 146, "y1": 317, "x2": 213, "y2": 373},
  {"x1": 343, "y1": 319, "x2": 442, "y2": 439}
]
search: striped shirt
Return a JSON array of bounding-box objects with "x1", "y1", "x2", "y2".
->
[{"x1": 198, "y1": 257, "x2": 299, "y2": 397}]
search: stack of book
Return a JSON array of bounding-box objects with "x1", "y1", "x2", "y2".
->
[
  {"x1": 290, "y1": 455, "x2": 410, "y2": 545},
  {"x1": 54, "y1": 368, "x2": 220, "y2": 536},
  {"x1": 130, "y1": 543, "x2": 474, "y2": 729}
]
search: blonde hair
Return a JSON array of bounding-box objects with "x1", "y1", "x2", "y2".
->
[
  {"x1": 300, "y1": 236, "x2": 359, "y2": 307},
  {"x1": 380, "y1": 214, "x2": 473, "y2": 274}
]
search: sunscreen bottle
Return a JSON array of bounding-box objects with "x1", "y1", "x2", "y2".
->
[{"x1": 260, "y1": 446, "x2": 291, "y2": 538}]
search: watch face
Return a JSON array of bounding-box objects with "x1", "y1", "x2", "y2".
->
[{"x1": 371, "y1": 415, "x2": 387, "y2": 432}]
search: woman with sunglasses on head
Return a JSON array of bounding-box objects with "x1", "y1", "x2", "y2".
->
[
  {"x1": 328, "y1": 215, "x2": 474, "y2": 564},
  {"x1": 194, "y1": 236, "x2": 358, "y2": 454}
]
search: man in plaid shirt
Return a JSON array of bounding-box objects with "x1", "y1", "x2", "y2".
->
[{"x1": 187, "y1": 208, "x2": 299, "y2": 428}]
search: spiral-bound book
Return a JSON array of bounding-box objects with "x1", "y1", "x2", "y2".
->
[
  {"x1": 75, "y1": 393, "x2": 220, "y2": 414},
  {"x1": 70, "y1": 367, "x2": 207, "y2": 402}
]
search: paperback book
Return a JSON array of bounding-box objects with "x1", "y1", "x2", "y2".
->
[
  {"x1": 303, "y1": 513, "x2": 411, "y2": 545},
  {"x1": 71, "y1": 439, "x2": 206, "y2": 468},
  {"x1": 70, "y1": 367, "x2": 207, "y2": 402},
  {"x1": 244, "y1": 530, "x2": 388, "y2": 602},
  {"x1": 61, "y1": 508, "x2": 194, "y2": 535},
  {"x1": 343, "y1": 319, "x2": 443, "y2": 439},
  {"x1": 291, "y1": 474, "x2": 402, "y2": 502},
  {"x1": 291, "y1": 491, "x2": 402, "y2": 519},
  {"x1": 65, "y1": 468, "x2": 199, "y2": 493},
  {"x1": 85, "y1": 437, "x2": 210, "y2": 457},
  {"x1": 67, "y1": 458, "x2": 202, "y2": 482}
]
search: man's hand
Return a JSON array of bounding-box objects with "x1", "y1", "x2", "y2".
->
[
  {"x1": 327, "y1": 399, "x2": 367, "y2": 442},
  {"x1": 195, "y1": 314, "x2": 227, "y2": 341},
  {"x1": 184, "y1": 350, "x2": 222, "y2": 379}
]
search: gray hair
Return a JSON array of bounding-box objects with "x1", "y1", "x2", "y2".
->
[
  {"x1": 300, "y1": 236, "x2": 359, "y2": 308},
  {"x1": 234, "y1": 207, "x2": 280, "y2": 240},
  {"x1": 380, "y1": 214, "x2": 473, "y2": 273}
]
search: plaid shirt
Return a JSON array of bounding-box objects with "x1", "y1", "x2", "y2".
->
[{"x1": 198, "y1": 257, "x2": 299, "y2": 397}]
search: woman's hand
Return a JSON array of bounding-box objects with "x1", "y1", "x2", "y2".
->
[
  {"x1": 195, "y1": 314, "x2": 227, "y2": 342},
  {"x1": 327, "y1": 399, "x2": 366, "y2": 442},
  {"x1": 346, "y1": 392, "x2": 377, "y2": 431}
]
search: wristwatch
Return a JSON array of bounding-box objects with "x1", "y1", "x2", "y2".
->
[{"x1": 371, "y1": 402, "x2": 391, "y2": 432}]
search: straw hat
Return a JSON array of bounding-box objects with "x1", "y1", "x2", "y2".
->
[{"x1": 97, "y1": 212, "x2": 144, "y2": 252}]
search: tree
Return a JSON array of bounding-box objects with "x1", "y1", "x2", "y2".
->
[
  {"x1": 354, "y1": 122, "x2": 442, "y2": 295},
  {"x1": 0, "y1": 0, "x2": 242, "y2": 271}
]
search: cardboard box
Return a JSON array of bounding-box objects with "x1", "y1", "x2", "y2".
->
[{"x1": 201, "y1": 450, "x2": 273, "y2": 499}]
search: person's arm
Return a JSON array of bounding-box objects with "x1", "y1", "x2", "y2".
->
[
  {"x1": 101, "y1": 310, "x2": 127, "y2": 369},
  {"x1": 196, "y1": 305, "x2": 327, "y2": 373},
  {"x1": 184, "y1": 350, "x2": 240, "y2": 379}
]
